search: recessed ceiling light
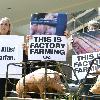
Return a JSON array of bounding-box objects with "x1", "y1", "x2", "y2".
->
[{"x1": 7, "y1": 8, "x2": 12, "y2": 10}]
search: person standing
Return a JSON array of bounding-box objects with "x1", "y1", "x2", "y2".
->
[{"x1": 0, "y1": 17, "x2": 18, "y2": 100}]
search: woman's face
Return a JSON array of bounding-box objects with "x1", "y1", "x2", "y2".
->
[
  {"x1": 0, "y1": 20, "x2": 10, "y2": 35},
  {"x1": 31, "y1": 24, "x2": 38, "y2": 33}
]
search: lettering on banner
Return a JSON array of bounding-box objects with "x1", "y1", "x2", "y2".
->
[
  {"x1": 29, "y1": 36, "x2": 66, "y2": 60},
  {"x1": 73, "y1": 52, "x2": 100, "y2": 73},
  {"x1": 0, "y1": 46, "x2": 15, "y2": 60}
]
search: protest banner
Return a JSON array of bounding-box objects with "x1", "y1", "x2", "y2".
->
[
  {"x1": 72, "y1": 51, "x2": 100, "y2": 80},
  {"x1": 30, "y1": 13, "x2": 67, "y2": 36},
  {"x1": 28, "y1": 35, "x2": 67, "y2": 61},
  {"x1": 0, "y1": 35, "x2": 24, "y2": 78}
]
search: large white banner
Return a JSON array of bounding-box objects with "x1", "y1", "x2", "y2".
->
[
  {"x1": 72, "y1": 51, "x2": 100, "y2": 80},
  {"x1": 0, "y1": 35, "x2": 24, "y2": 78},
  {"x1": 28, "y1": 35, "x2": 67, "y2": 61}
]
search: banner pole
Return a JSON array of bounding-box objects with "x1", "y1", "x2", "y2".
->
[{"x1": 44, "y1": 60, "x2": 48, "y2": 99}]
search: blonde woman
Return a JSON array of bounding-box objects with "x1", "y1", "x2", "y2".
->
[
  {"x1": 0, "y1": 17, "x2": 11, "y2": 35},
  {"x1": 0, "y1": 17, "x2": 18, "y2": 100}
]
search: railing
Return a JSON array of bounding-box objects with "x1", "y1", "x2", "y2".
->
[
  {"x1": 70, "y1": 16, "x2": 100, "y2": 34},
  {"x1": 67, "y1": 8, "x2": 95, "y2": 24}
]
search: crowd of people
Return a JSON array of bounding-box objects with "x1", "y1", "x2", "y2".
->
[{"x1": 0, "y1": 15, "x2": 100, "y2": 99}]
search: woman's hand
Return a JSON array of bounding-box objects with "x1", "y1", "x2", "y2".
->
[
  {"x1": 64, "y1": 30, "x2": 71, "y2": 38},
  {"x1": 25, "y1": 34, "x2": 32, "y2": 43},
  {"x1": 22, "y1": 43, "x2": 29, "y2": 55},
  {"x1": 23, "y1": 35, "x2": 32, "y2": 55}
]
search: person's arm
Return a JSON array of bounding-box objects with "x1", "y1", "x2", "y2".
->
[{"x1": 23, "y1": 35, "x2": 32, "y2": 56}]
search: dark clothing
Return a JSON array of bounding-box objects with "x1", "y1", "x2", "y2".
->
[
  {"x1": 0, "y1": 78, "x2": 18, "y2": 100},
  {"x1": 23, "y1": 50, "x2": 57, "y2": 74},
  {"x1": 0, "y1": 51, "x2": 27, "y2": 99}
]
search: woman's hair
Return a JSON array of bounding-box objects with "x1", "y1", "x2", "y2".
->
[{"x1": 0, "y1": 17, "x2": 11, "y2": 35}]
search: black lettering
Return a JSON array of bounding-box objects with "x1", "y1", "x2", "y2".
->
[
  {"x1": 45, "y1": 49, "x2": 53, "y2": 54},
  {"x1": 77, "y1": 54, "x2": 94, "y2": 61},
  {"x1": 38, "y1": 49, "x2": 44, "y2": 54},
  {"x1": 43, "y1": 56, "x2": 51, "y2": 59},
  {"x1": 38, "y1": 37, "x2": 51, "y2": 42},
  {"x1": 54, "y1": 50, "x2": 65, "y2": 55},
  {"x1": 54, "y1": 37, "x2": 56, "y2": 42},
  {"x1": 61, "y1": 44, "x2": 65, "y2": 48},
  {"x1": 89, "y1": 54, "x2": 94, "y2": 59},
  {"x1": 34, "y1": 37, "x2": 38, "y2": 42},
  {"x1": 30, "y1": 49, "x2": 34, "y2": 54},
  {"x1": 77, "y1": 55, "x2": 87, "y2": 61},
  {"x1": 56, "y1": 43, "x2": 60, "y2": 48},
  {"x1": 54, "y1": 37, "x2": 62, "y2": 42},
  {"x1": 74, "y1": 68, "x2": 79, "y2": 73},
  {"x1": 45, "y1": 43, "x2": 49, "y2": 48},
  {"x1": 50, "y1": 43, "x2": 55, "y2": 48},
  {"x1": 39, "y1": 43, "x2": 44, "y2": 48},
  {"x1": 1, "y1": 47, "x2": 15, "y2": 52},
  {"x1": 39, "y1": 37, "x2": 43, "y2": 42},
  {"x1": 78, "y1": 62, "x2": 82, "y2": 67},
  {"x1": 83, "y1": 61, "x2": 88, "y2": 66},
  {"x1": 83, "y1": 67, "x2": 88, "y2": 72},
  {"x1": 74, "y1": 62, "x2": 79, "y2": 67},
  {"x1": 34, "y1": 43, "x2": 39, "y2": 48},
  {"x1": 30, "y1": 42, "x2": 65, "y2": 49},
  {"x1": 97, "y1": 53, "x2": 100, "y2": 57},
  {"x1": 60, "y1": 50, "x2": 65, "y2": 55},
  {"x1": 46, "y1": 37, "x2": 51, "y2": 42},
  {"x1": 74, "y1": 67, "x2": 88, "y2": 73},
  {"x1": 78, "y1": 68, "x2": 83, "y2": 73},
  {"x1": 90, "y1": 65, "x2": 98, "y2": 71},
  {"x1": 30, "y1": 43, "x2": 34, "y2": 48},
  {"x1": 94, "y1": 59, "x2": 100, "y2": 66},
  {"x1": 0, "y1": 55, "x2": 15, "y2": 60},
  {"x1": 30, "y1": 49, "x2": 65, "y2": 55}
]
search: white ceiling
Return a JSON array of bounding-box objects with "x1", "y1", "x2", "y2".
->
[{"x1": 0, "y1": 0, "x2": 99, "y2": 34}]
